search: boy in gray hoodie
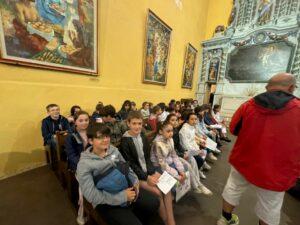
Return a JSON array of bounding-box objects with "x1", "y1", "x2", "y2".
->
[{"x1": 77, "y1": 123, "x2": 159, "y2": 225}]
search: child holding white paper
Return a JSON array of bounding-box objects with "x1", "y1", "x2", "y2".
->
[
  {"x1": 151, "y1": 121, "x2": 186, "y2": 184},
  {"x1": 120, "y1": 111, "x2": 176, "y2": 225},
  {"x1": 166, "y1": 114, "x2": 212, "y2": 195}
]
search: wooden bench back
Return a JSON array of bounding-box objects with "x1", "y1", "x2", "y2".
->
[{"x1": 55, "y1": 131, "x2": 68, "y2": 161}]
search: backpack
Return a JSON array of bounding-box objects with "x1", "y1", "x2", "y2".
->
[{"x1": 93, "y1": 162, "x2": 135, "y2": 206}]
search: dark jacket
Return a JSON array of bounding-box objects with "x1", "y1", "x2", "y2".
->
[
  {"x1": 120, "y1": 133, "x2": 157, "y2": 180},
  {"x1": 117, "y1": 109, "x2": 129, "y2": 120},
  {"x1": 105, "y1": 120, "x2": 128, "y2": 147},
  {"x1": 203, "y1": 112, "x2": 216, "y2": 126},
  {"x1": 173, "y1": 128, "x2": 186, "y2": 158},
  {"x1": 65, "y1": 130, "x2": 89, "y2": 171},
  {"x1": 41, "y1": 115, "x2": 70, "y2": 145}
]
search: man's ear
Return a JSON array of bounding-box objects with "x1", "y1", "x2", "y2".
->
[
  {"x1": 88, "y1": 138, "x2": 93, "y2": 145},
  {"x1": 265, "y1": 84, "x2": 269, "y2": 91},
  {"x1": 287, "y1": 85, "x2": 295, "y2": 94}
]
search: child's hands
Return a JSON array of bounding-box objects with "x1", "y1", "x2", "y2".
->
[
  {"x1": 147, "y1": 175, "x2": 159, "y2": 186},
  {"x1": 199, "y1": 150, "x2": 206, "y2": 157},
  {"x1": 183, "y1": 152, "x2": 189, "y2": 160},
  {"x1": 126, "y1": 187, "x2": 136, "y2": 202},
  {"x1": 178, "y1": 172, "x2": 186, "y2": 184},
  {"x1": 153, "y1": 171, "x2": 161, "y2": 178},
  {"x1": 133, "y1": 183, "x2": 139, "y2": 200}
]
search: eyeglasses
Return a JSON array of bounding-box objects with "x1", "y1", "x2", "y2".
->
[{"x1": 95, "y1": 135, "x2": 110, "y2": 140}]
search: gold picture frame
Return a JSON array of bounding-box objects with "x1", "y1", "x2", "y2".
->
[{"x1": 142, "y1": 9, "x2": 172, "y2": 85}]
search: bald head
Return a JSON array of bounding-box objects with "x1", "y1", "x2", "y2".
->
[{"x1": 266, "y1": 73, "x2": 297, "y2": 94}]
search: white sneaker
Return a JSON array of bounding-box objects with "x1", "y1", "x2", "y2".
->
[
  {"x1": 199, "y1": 170, "x2": 206, "y2": 179},
  {"x1": 203, "y1": 162, "x2": 211, "y2": 170},
  {"x1": 207, "y1": 153, "x2": 218, "y2": 161},
  {"x1": 197, "y1": 184, "x2": 213, "y2": 196},
  {"x1": 77, "y1": 216, "x2": 87, "y2": 225},
  {"x1": 214, "y1": 148, "x2": 221, "y2": 154}
]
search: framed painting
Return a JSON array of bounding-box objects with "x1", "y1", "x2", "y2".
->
[
  {"x1": 0, "y1": 0, "x2": 98, "y2": 75},
  {"x1": 143, "y1": 9, "x2": 172, "y2": 85},
  {"x1": 182, "y1": 43, "x2": 197, "y2": 89},
  {"x1": 225, "y1": 41, "x2": 295, "y2": 82},
  {"x1": 208, "y1": 57, "x2": 220, "y2": 82}
]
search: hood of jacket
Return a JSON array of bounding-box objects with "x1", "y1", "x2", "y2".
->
[
  {"x1": 253, "y1": 90, "x2": 297, "y2": 114},
  {"x1": 79, "y1": 145, "x2": 117, "y2": 173}
]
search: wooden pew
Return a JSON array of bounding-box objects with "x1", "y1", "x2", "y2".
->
[{"x1": 54, "y1": 131, "x2": 69, "y2": 188}]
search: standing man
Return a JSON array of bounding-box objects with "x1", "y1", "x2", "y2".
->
[{"x1": 217, "y1": 73, "x2": 300, "y2": 225}]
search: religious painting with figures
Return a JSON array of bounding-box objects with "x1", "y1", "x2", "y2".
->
[
  {"x1": 208, "y1": 58, "x2": 220, "y2": 82},
  {"x1": 0, "y1": 0, "x2": 98, "y2": 75},
  {"x1": 226, "y1": 41, "x2": 294, "y2": 83},
  {"x1": 182, "y1": 43, "x2": 197, "y2": 89},
  {"x1": 143, "y1": 9, "x2": 172, "y2": 85}
]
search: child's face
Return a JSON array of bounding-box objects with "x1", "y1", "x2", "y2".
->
[
  {"x1": 160, "y1": 124, "x2": 173, "y2": 139},
  {"x1": 168, "y1": 116, "x2": 178, "y2": 128},
  {"x1": 102, "y1": 115, "x2": 112, "y2": 123},
  {"x1": 131, "y1": 105, "x2": 136, "y2": 110},
  {"x1": 124, "y1": 104, "x2": 130, "y2": 111},
  {"x1": 127, "y1": 118, "x2": 143, "y2": 136},
  {"x1": 74, "y1": 107, "x2": 81, "y2": 115},
  {"x1": 215, "y1": 107, "x2": 220, "y2": 112},
  {"x1": 48, "y1": 106, "x2": 60, "y2": 119},
  {"x1": 90, "y1": 134, "x2": 110, "y2": 151},
  {"x1": 199, "y1": 110, "x2": 205, "y2": 116},
  {"x1": 75, "y1": 114, "x2": 89, "y2": 131},
  {"x1": 144, "y1": 104, "x2": 149, "y2": 110},
  {"x1": 157, "y1": 108, "x2": 163, "y2": 116},
  {"x1": 188, "y1": 115, "x2": 198, "y2": 126},
  {"x1": 175, "y1": 104, "x2": 180, "y2": 111}
]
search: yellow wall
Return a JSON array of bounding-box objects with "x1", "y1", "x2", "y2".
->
[
  {"x1": 0, "y1": 0, "x2": 231, "y2": 179},
  {"x1": 205, "y1": 0, "x2": 233, "y2": 39}
]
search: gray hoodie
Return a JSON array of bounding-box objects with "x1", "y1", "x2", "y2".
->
[{"x1": 77, "y1": 145, "x2": 138, "y2": 208}]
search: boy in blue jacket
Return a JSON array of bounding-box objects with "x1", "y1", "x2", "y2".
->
[{"x1": 41, "y1": 104, "x2": 70, "y2": 163}]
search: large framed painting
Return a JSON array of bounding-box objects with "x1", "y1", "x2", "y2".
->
[
  {"x1": 226, "y1": 41, "x2": 295, "y2": 82},
  {"x1": 182, "y1": 43, "x2": 197, "y2": 89},
  {"x1": 143, "y1": 9, "x2": 172, "y2": 85},
  {"x1": 0, "y1": 0, "x2": 98, "y2": 75}
]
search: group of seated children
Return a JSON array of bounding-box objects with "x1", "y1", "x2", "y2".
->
[{"x1": 41, "y1": 99, "x2": 231, "y2": 225}]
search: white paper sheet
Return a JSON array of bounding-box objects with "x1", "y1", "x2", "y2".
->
[
  {"x1": 175, "y1": 171, "x2": 191, "y2": 202},
  {"x1": 156, "y1": 171, "x2": 177, "y2": 194},
  {"x1": 205, "y1": 137, "x2": 217, "y2": 150}
]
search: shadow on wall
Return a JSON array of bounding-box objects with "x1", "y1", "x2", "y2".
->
[
  {"x1": 0, "y1": 150, "x2": 45, "y2": 179},
  {"x1": 0, "y1": 121, "x2": 46, "y2": 179}
]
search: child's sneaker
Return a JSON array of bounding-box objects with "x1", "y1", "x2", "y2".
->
[
  {"x1": 217, "y1": 214, "x2": 239, "y2": 225},
  {"x1": 77, "y1": 216, "x2": 87, "y2": 225},
  {"x1": 194, "y1": 184, "x2": 213, "y2": 196}
]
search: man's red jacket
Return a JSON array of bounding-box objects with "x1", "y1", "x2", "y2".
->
[{"x1": 229, "y1": 91, "x2": 300, "y2": 191}]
